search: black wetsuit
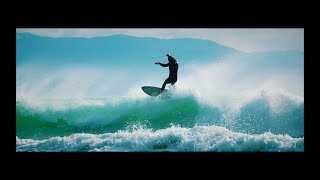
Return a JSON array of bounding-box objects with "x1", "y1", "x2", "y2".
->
[{"x1": 158, "y1": 57, "x2": 179, "y2": 91}]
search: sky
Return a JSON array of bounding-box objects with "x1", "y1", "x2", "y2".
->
[{"x1": 16, "y1": 28, "x2": 304, "y2": 53}]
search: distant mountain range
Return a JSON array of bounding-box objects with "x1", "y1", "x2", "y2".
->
[{"x1": 16, "y1": 33, "x2": 239, "y2": 67}]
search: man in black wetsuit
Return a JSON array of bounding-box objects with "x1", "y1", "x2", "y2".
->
[{"x1": 155, "y1": 54, "x2": 179, "y2": 92}]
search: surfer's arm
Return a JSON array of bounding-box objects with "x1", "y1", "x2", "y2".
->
[{"x1": 155, "y1": 62, "x2": 169, "y2": 67}]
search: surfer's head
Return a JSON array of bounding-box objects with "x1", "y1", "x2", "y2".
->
[{"x1": 166, "y1": 54, "x2": 175, "y2": 62}]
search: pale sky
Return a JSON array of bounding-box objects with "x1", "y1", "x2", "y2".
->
[{"x1": 16, "y1": 28, "x2": 304, "y2": 53}]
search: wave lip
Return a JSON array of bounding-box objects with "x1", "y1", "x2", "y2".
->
[{"x1": 16, "y1": 125, "x2": 304, "y2": 152}]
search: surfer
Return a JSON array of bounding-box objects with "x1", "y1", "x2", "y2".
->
[{"x1": 155, "y1": 54, "x2": 179, "y2": 92}]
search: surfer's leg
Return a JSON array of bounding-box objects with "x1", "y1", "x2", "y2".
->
[
  {"x1": 161, "y1": 78, "x2": 170, "y2": 91},
  {"x1": 168, "y1": 78, "x2": 177, "y2": 90}
]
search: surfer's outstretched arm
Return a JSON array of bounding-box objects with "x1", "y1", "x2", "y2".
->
[{"x1": 155, "y1": 62, "x2": 169, "y2": 67}]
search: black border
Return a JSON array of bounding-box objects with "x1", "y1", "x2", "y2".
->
[
  {"x1": 16, "y1": 152, "x2": 304, "y2": 175},
  {"x1": 15, "y1": 0, "x2": 305, "y2": 176},
  {"x1": 16, "y1": 1, "x2": 304, "y2": 28}
]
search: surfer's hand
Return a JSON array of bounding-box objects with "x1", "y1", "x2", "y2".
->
[{"x1": 155, "y1": 62, "x2": 160, "y2": 65}]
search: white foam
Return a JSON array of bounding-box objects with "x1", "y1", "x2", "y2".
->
[
  {"x1": 16, "y1": 125, "x2": 304, "y2": 152},
  {"x1": 17, "y1": 51, "x2": 303, "y2": 113},
  {"x1": 175, "y1": 52, "x2": 303, "y2": 113}
]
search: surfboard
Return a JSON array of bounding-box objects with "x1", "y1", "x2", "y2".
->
[{"x1": 141, "y1": 86, "x2": 170, "y2": 97}]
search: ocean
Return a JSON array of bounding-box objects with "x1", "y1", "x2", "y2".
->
[
  {"x1": 16, "y1": 33, "x2": 304, "y2": 152},
  {"x1": 16, "y1": 90, "x2": 304, "y2": 152}
]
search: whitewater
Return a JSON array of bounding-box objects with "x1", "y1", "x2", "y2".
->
[{"x1": 16, "y1": 52, "x2": 304, "y2": 152}]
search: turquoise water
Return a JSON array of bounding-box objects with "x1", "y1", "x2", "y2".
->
[{"x1": 16, "y1": 93, "x2": 304, "y2": 152}]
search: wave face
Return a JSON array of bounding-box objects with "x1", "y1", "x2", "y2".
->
[{"x1": 16, "y1": 96, "x2": 200, "y2": 139}]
